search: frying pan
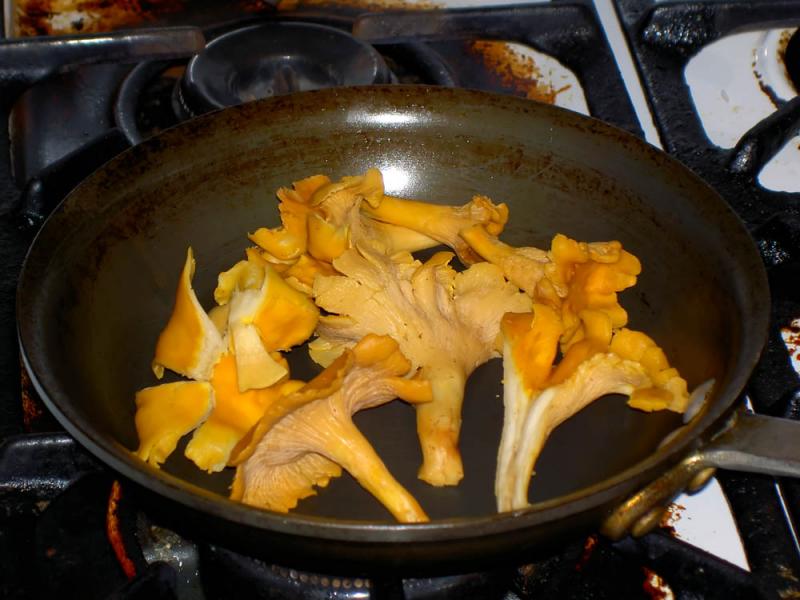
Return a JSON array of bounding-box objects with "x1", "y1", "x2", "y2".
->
[{"x1": 17, "y1": 86, "x2": 800, "y2": 575}]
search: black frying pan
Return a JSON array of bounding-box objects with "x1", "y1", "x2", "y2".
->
[{"x1": 17, "y1": 86, "x2": 799, "y2": 575}]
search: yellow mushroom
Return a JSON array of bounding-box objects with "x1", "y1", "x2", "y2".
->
[
  {"x1": 495, "y1": 307, "x2": 690, "y2": 512},
  {"x1": 610, "y1": 329, "x2": 689, "y2": 413},
  {"x1": 231, "y1": 334, "x2": 431, "y2": 523},
  {"x1": 135, "y1": 381, "x2": 215, "y2": 468},
  {"x1": 460, "y1": 224, "x2": 558, "y2": 307},
  {"x1": 364, "y1": 193, "x2": 509, "y2": 265},
  {"x1": 248, "y1": 174, "x2": 330, "y2": 261},
  {"x1": 557, "y1": 238, "x2": 641, "y2": 352},
  {"x1": 216, "y1": 252, "x2": 319, "y2": 392},
  {"x1": 281, "y1": 253, "x2": 338, "y2": 295},
  {"x1": 184, "y1": 352, "x2": 304, "y2": 472},
  {"x1": 311, "y1": 244, "x2": 531, "y2": 486},
  {"x1": 151, "y1": 248, "x2": 225, "y2": 381}
]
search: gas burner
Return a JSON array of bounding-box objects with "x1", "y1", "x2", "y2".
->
[
  {"x1": 113, "y1": 21, "x2": 457, "y2": 146},
  {"x1": 753, "y1": 28, "x2": 798, "y2": 106},
  {"x1": 684, "y1": 28, "x2": 798, "y2": 152},
  {"x1": 199, "y1": 545, "x2": 515, "y2": 600},
  {"x1": 175, "y1": 22, "x2": 393, "y2": 119},
  {"x1": 115, "y1": 61, "x2": 187, "y2": 145}
]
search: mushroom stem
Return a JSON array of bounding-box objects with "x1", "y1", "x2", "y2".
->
[
  {"x1": 325, "y1": 415, "x2": 428, "y2": 523},
  {"x1": 416, "y1": 366, "x2": 467, "y2": 486}
]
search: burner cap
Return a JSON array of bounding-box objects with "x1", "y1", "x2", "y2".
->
[{"x1": 178, "y1": 22, "x2": 392, "y2": 117}]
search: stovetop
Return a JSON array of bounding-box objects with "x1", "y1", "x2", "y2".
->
[{"x1": 1, "y1": 0, "x2": 800, "y2": 598}]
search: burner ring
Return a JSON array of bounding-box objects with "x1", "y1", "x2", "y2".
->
[
  {"x1": 179, "y1": 21, "x2": 393, "y2": 116},
  {"x1": 114, "y1": 59, "x2": 178, "y2": 146}
]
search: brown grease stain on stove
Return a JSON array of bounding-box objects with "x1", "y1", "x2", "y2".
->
[
  {"x1": 574, "y1": 534, "x2": 597, "y2": 572},
  {"x1": 642, "y1": 567, "x2": 672, "y2": 600},
  {"x1": 468, "y1": 41, "x2": 570, "y2": 104},
  {"x1": 782, "y1": 322, "x2": 800, "y2": 360},
  {"x1": 20, "y1": 361, "x2": 44, "y2": 432},
  {"x1": 16, "y1": 0, "x2": 185, "y2": 36},
  {"x1": 778, "y1": 29, "x2": 795, "y2": 94},
  {"x1": 659, "y1": 502, "x2": 685, "y2": 537},
  {"x1": 753, "y1": 29, "x2": 795, "y2": 108}
]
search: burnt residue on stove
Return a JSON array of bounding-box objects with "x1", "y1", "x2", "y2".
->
[
  {"x1": 350, "y1": 4, "x2": 643, "y2": 136},
  {"x1": 778, "y1": 29, "x2": 795, "y2": 91},
  {"x1": 14, "y1": 0, "x2": 187, "y2": 37},
  {"x1": 13, "y1": 0, "x2": 442, "y2": 42},
  {"x1": 20, "y1": 361, "x2": 43, "y2": 431},
  {"x1": 784, "y1": 28, "x2": 800, "y2": 95},
  {"x1": 19, "y1": 360, "x2": 60, "y2": 433},
  {"x1": 574, "y1": 534, "x2": 598, "y2": 572},
  {"x1": 783, "y1": 321, "x2": 800, "y2": 362},
  {"x1": 658, "y1": 502, "x2": 685, "y2": 538},
  {"x1": 467, "y1": 40, "x2": 570, "y2": 104},
  {"x1": 642, "y1": 567, "x2": 672, "y2": 600},
  {"x1": 755, "y1": 75, "x2": 783, "y2": 111},
  {"x1": 107, "y1": 480, "x2": 138, "y2": 580},
  {"x1": 753, "y1": 29, "x2": 796, "y2": 109}
]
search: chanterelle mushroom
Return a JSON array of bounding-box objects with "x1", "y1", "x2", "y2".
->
[
  {"x1": 151, "y1": 248, "x2": 225, "y2": 381},
  {"x1": 249, "y1": 170, "x2": 441, "y2": 295},
  {"x1": 310, "y1": 244, "x2": 531, "y2": 486},
  {"x1": 248, "y1": 174, "x2": 329, "y2": 261},
  {"x1": 231, "y1": 334, "x2": 431, "y2": 523},
  {"x1": 363, "y1": 193, "x2": 509, "y2": 265},
  {"x1": 459, "y1": 224, "x2": 557, "y2": 305},
  {"x1": 460, "y1": 229, "x2": 642, "y2": 348},
  {"x1": 184, "y1": 352, "x2": 304, "y2": 473},
  {"x1": 216, "y1": 251, "x2": 319, "y2": 392},
  {"x1": 495, "y1": 306, "x2": 689, "y2": 512},
  {"x1": 135, "y1": 380, "x2": 215, "y2": 468},
  {"x1": 305, "y1": 168, "x2": 385, "y2": 262}
]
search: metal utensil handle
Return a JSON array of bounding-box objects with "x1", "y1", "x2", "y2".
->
[{"x1": 602, "y1": 411, "x2": 800, "y2": 540}]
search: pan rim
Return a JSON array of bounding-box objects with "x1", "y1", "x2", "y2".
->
[{"x1": 16, "y1": 84, "x2": 770, "y2": 545}]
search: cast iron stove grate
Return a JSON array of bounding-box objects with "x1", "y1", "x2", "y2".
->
[
  {"x1": 0, "y1": 432, "x2": 784, "y2": 599},
  {"x1": 613, "y1": 0, "x2": 800, "y2": 590},
  {"x1": 611, "y1": 0, "x2": 800, "y2": 230}
]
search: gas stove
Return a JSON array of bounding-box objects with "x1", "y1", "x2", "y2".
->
[{"x1": 1, "y1": 1, "x2": 799, "y2": 598}]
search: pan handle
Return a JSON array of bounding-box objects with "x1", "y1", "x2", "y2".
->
[{"x1": 601, "y1": 408, "x2": 800, "y2": 540}]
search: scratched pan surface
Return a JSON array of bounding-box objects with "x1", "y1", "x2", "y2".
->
[{"x1": 18, "y1": 86, "x2": 767, "y2": 574}]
